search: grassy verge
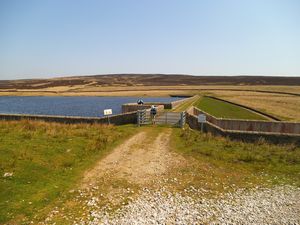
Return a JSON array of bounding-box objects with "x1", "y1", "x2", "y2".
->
[
  {"x1": 171, "y1": 128, "x2": 300, "y2": 191},
  {"x1": 0, "y1": 120, "x2": 136, "y2": 224},
  {"x1": 193, "y1": 96, "x2": 268, "y2": 120}
]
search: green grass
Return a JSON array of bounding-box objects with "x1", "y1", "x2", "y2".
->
[
  {"x1": 172, "y1": 128, "x2": 300, "y2": 188},
  {"x1": 2, "y1": 118, "x2": 299, "y2": 223},
  {"x1": 194, "y1": 96, "x2": 268, "y2": 120},
  {"x1": 0, "y1": 120, "x2": 136, "y2": 224}
]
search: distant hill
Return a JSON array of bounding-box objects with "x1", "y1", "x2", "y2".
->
[{"x1": 1, "y1": 74, "x2": 300, "y2": 89}]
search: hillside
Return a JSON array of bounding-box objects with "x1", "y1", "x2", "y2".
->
[{"x1": 1, "y1": 74, "x2": 300, "y2": 90}]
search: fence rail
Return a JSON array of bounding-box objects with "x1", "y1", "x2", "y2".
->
[{"x1": 137, "y1": 110, "x2": 185, "y2": 127}]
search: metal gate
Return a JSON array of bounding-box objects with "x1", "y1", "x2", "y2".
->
[{"x1": 137, "y1": 110, "x2": 186, "y2": 128}]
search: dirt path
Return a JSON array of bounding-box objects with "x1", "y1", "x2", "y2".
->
[
  {"x1": 82, "y1": 128, "x2": 184, "y2": 187},
  {"x1": 43, "y1": 128, "x2": 300, "y2": 224}
]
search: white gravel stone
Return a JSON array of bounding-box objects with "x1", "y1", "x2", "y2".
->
[
  {"x1": 85, "y1": 185, "x2": 300, "y2": 225},
  {"x1": 3, "y1": 172, "x2": 13, "y2": 177}
]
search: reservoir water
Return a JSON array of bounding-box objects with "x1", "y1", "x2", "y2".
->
[{"x1": 0, "y1": 96, "x2": 183, "y2": 117}]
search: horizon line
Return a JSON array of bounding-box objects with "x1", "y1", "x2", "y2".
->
[{"x1": 2, "y1": 73, "x2": 300, "y2": 81}]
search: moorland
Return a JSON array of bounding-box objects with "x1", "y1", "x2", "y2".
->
[{"x1": 1, "y1": 74, "x2": 300, "y2": 224}]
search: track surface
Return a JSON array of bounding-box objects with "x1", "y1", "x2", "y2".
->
[{"x1": 43, "y1": 128, "x2": 300, "y2": 224}]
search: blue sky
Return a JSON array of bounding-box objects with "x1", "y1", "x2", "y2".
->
[{"x1": 0, "y1": 0, "x2": 299, "y2": 79}]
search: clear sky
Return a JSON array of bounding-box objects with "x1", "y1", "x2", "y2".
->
[{"x1": 0, "y1": 0, "x2": 300, "y2": 79}]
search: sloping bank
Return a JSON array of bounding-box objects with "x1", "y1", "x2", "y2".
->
[{"x1": 204, "y1": 95, "x2": 281, "y2": 121}]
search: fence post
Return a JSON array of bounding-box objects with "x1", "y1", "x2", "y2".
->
[
  {"x1": 137, "y1": 109, "x2": 147, "y2": 127},
  {"x1": 142, "y1": 110, "x2": 146, "y2": 124},
  {"x1": 180, "y1": 112, "x2": 185, "y2": 128},
  {"x1": 137, "y1": 110, "x2": 143, "y2": 127},
  {"x1": 137, "y1": 111, "x2": 140, "y2": 127}
]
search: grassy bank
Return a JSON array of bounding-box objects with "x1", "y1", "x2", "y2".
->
[
  {"x1": 172, "y1": 128, "x2": 300, "y2": 190},
  {"x1": 194, "y1": 96, "x2": 268, "y2": 120},
  {"x1": 206, "y1": 90, "x2": 300, "y2": 121},
  {"x1": 0, "y1": 120, "x2": 135, "y2": 224}
]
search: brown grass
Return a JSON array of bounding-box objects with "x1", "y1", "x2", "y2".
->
[
  {"x1": 1, "y1": 84, "x2": 300, "y2": 121},
  {"x1": 1, "y1": 85, "x2": 299, "y2": 96},
  {"x1": 205, "y1": 90, "x2": 300, "y2": 121}
]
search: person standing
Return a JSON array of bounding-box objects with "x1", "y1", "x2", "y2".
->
[{"x1": 150, "y1": 105, "x2": 157, "y2": 124}]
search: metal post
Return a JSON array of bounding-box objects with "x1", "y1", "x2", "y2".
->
[
  {"x1": 142, "y1": 110, "x2": 145, "y2": 124},
  {"x1": 138, "y1": 110, "x2": 143, "y2": 127},
  {"x1": 180, "y1": 112, "x2": 184, "y2": 128},
  {"x1": 137, "y1": 110, "x2": 146, "y2": 127}
]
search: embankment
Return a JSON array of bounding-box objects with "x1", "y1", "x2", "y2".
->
[{"x1": 204, "y1": 96, "x2": 281, "y2": 121}]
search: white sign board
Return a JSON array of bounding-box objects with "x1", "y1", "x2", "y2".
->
[
  {"x1": 198, "y1": 114, "x2": 206, "y2": 123},
  {"x1": 104, "y1": 109, "x2": 112, "y2": 116}
]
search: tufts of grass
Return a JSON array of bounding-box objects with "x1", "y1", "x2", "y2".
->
[
  {"x1": 173, "y1": 128, "x2": 300, "y2": 187},
  {"x1": 0, "y1": 120, "x2": 135, "y2": 224}
]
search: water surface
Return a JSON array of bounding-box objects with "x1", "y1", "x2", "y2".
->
[{"x1": 0, "y1": 96, "x2": 183, "y2": 117}]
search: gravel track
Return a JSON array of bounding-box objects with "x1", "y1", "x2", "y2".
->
[
  {"x1": 43, "y1": 129, "x2": 300, "y2": 225},
  {"x1": 84, "y1": 186, "x2": 300, "y2": 225}
]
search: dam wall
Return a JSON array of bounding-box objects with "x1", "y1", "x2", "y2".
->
[
  {"x1": 186, "y1": 106, "x2": 300, "y2": 145},
  {"x1": 0, "y1": 111, "x2": 137, "y2": 125}
]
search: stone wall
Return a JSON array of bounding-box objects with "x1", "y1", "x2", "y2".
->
[
  {"x1": 0, "y1": 111, "x2": 137, "y2": 125},
  {"x1": 192, "y1": 107, "x2": 300, "y2": 135},
  {"x1": 186, "y1": 111, "x2": 300, "y2": 145}
]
